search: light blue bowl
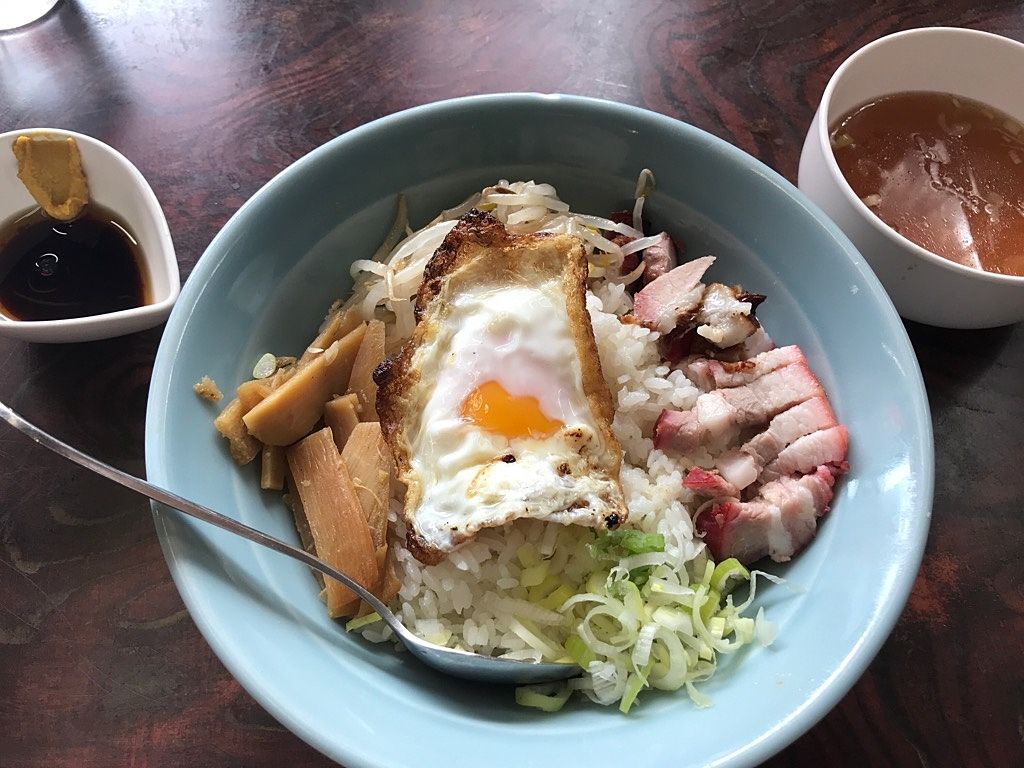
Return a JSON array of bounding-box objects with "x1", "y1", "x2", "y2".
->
[{"x1": 146, "y1": 94, "x2": 933, "y2": 768}]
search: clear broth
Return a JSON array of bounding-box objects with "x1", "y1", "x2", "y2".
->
[{"x1": 830, "y1": 91, "x2": 1024, "y2": 277}]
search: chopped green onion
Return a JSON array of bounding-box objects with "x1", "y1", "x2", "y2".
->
[
  {"x1": 629, "y1": 565, "x2": 655, "y2": 587},
  {"x1": 613, "y1": 579, "x2": 646, "y2": 620},
  {"x1": 252, "y1": 352, "x2": 278, "y2": 379},
  {"x1": 509, "y1": 617, "x2": 565, "y2": 659},
  {"x1": 734, "y1": 617, "x2": 755, "y2": 644},
  {"x1": 619, "y1": 662, "x2": 652, "y2": 714},
  {"x1": 515, "y1": 683, "x2": 573, "y2": 712},
  {"x1": 541, "y1": 584, "x2": 575, "y2": 612},
  {"x1": 520, "y1": 562, "x2": 548, "y2": 588},
  {"x1": 517, "y1": 543, "x2": 541, "y2": 568},
  {"x1": 586, "y1": 571, "x2": 606, "y2": 595},
  {"x1": 696, "y1": 559, "x2": 715, "y2": 589},
  {"x1": 755, "y1": 607, "x2": 778, "y2": 647},
  {"x1": 830, "y1": 131, "x2": 855, "y2": 149},
  {"x1": 699, "y1": 589, "x2": 721, "y2": 624},
  {"x1": 652, "y1": 606, "x2": 693, "y2": 635},
  {"x1": 646, "y1": 626, "x2": 688, "y2": 691},
  {"x1": 686, "y1": 681, "x2": 712, "y2": 709},
  {"x1": 631, "y1": 623, "x2": 658, "y2": 669},
  {"x1": 426, "y1": 629, "x2": 452, "y2": 646},
  {"x1": 527, "y1": 573, "x2": 561, "y2": 603},
  {"x1": 710, "y1": 558, "x2": 750, "y2": 594},
  {"x1": 579, "y1": 605, "x2": 634, "y2": 656},
  {"x1": 344, "y1": 612, "x2": 382, "y2": 632},
  {"x1": 590, "y1": 529, "x2": 665, "y2": 561},
  {"x1": 565, "y1": 633, "x2": 597, "y2": 668},
  {"x1": 617, "y1": 530, "x2": 665, "y2": 554}
]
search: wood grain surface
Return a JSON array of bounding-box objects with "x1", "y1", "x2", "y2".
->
[{"x1": 2, "y1": 1, "x2": 1023, "y2": 766}]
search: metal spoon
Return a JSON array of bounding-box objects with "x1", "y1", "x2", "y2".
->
[{"x1": 0, "y1": 399, "x2": 580, "y2": 685}]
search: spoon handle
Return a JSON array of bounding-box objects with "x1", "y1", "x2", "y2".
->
[{"x1": 0, "y1": 399, "x2": 398, "y2": 629}]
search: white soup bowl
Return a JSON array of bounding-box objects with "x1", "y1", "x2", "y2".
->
[{"x1": 798, "y1": 27, "x2": 1024, "y2": 329}]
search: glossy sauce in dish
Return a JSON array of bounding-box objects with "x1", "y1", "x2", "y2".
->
[
  {"x1": 0, "y1": 204, "x2": 148, "y2": 321},
  {"x1": 830, "y1": 91, "x2": 1024, "y2": 276}
]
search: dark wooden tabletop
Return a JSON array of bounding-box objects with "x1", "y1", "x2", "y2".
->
[{"x1": 2, "y1": 1, "x2": 1022, "y2": 766}]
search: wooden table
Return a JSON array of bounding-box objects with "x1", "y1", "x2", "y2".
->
[{"x1": 1, "y1": 1, "x2": 1021, "y2": 766}]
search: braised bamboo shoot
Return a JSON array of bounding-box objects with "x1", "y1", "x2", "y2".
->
[
  {"x1": 347, "y1": 319, "x2": 385, "y2": 420},
  {"x1": 214, "y1": 398, "x2": 261, "y2": 465},
  {"x1": 260, "y1": 444, "x2": 286, "y2": 490},
  {"x1": 244, "y1": 323, "x2": 367, "y2": 446},
  {"x1": 298, "y1": 306, "x2": 361, "y2": 368},
  {"x1": 324, "y1": 393, "x2": 361, "y2": 450},
  {"x1": 341, "y1": 422, "x2": 392, "y2": 549},
  {"x1": 286, "y1": 428, "x2": 379, "y2": 617}
]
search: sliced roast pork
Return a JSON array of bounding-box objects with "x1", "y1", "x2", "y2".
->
[
  {"x1": 640, "y1": 232, "x2": 677, "y2": 283},
  {"x1": 616, "y1": 231, "x2": 679, "y2": 288},
  {"x1": 684, "y1": 345, "x2": 804, "y2": 391},
  {"x1": 660, "y1": 343, "x2": 849, "y2": 565},
  {"x1": 701, "y1": 326, "x2": 776, "y2": 362},
  {"x1": 632, "y1": 260, "x2": 764, "y2": 349},
  {"x1": 632, "y1": 256, "x2": 715, "y2": 333},
  {"x1": 654, "y1": 359, "x2": 825, "y2": 454},
  {"x1": 632, "y1": 255, "x2": 767, "y2": 367},
  {"x1": 713, "y1": 395, "x2": 840, "y2": 491},
  {"x1": 634, "y1": 248, "x2": 849, "y2": 566},
  {"x1": 694, "y1": 283, "x2": 761, "y2": 348},
  {"x1": 696, "y1": 465, "x2": 840, "y2": 563},
  {"x1": 761, "y1": 425, "x2": 849, "y2": 480},
  {"x1": 682, "y1": 467, "x2": 739, "y2": 498}
]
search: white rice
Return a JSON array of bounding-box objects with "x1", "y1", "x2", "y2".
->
[{"x1": 359, "y1": 257, "x2": 709, "y2": 659}]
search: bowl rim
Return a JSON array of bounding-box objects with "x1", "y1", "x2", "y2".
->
[
  {"x1": 816, "y1": 26, "x2": 1024, "y2": 285},
  {"x1": 146, "y1": 92, "x2": 934, "y2": 768},
  {"x1": 0, "y1": 127, "x2": 180, "y2": 336}
]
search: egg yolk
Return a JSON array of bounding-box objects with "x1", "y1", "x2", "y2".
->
[{"x1": 460, "y1": 380, "x2": 563, "y2": 440}]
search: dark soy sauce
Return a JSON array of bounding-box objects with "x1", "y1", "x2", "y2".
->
[{"x1": 0, "y1": 204, "x2": 148, "y2": 321}]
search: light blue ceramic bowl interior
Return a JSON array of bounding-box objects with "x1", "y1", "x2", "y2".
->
[{"x1": 146, "y1": 94, "x2": 933, "y2": 768}]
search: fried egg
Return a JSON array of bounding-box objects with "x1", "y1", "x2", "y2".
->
[{"x1": 375, "y1": 211, "x2": 628, "y2": 564}]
